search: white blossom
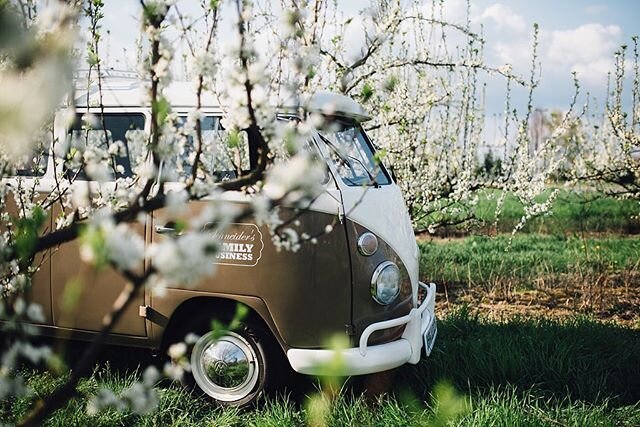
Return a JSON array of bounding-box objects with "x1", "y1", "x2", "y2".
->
[
  {"x1": 168, "y1": 342, "x2": 187, "y2": 359},
  {"x1": 148, "y1": 233, "x2": 218, "y2": 286},
  {"x1": 165, "y1": 190, "x2": 189, "y2": 217},
  {"x1": 263, "y1": 153, "x2": 326, "y2": 201},
  {"x1": 105, "y1": 224, "x2": 145, "y2": 271},
  {"x1": 163, "y1": 361, "x2": 185, "y2": 381}
]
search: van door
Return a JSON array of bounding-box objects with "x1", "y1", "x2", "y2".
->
[
  {"x1": 3, "y1": 178, "x2": 53, "y2": 325},
  {"x1": 50, "y1": 112, "x2": 148, "y2": 336}
]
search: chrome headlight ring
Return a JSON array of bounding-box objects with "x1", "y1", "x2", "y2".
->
[{"x1": 371, "y1": 261, "x2": 401, "y2": 305}]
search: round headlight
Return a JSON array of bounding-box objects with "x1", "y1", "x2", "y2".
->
[{"x1": 371, "y1": 261, "x2": 401, "y2": 305}]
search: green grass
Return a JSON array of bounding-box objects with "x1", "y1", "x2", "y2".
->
[
  {"x1": 3, "y1": 311, "x2": 639, "y2": 426},
  {"x1": 417, "y1": 189, "x2": 640, "y2": 235},
  {"x1": 455, "y1": 388, "x2": 639, "y2": 427},
  {"x1": 403, "y1": 309, "x2": 640, "y2": 405},
  {"x1": 419, "y1": 233, "x2": 640, "y2": 289}
]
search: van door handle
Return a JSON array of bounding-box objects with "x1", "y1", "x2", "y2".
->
[{"x1": 155, "y1": 225, "x2": 176, "y2": 234}]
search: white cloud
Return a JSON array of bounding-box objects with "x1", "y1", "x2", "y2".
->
[
  {"x1": 546, "y1": 23, "x2": 621, "y2": 65},
  {"x1": 482, "y1": 19, "x2": 623, "y2": 89},
  {"x1": 477, "y1": 4, "x2": 527, "y2": 34},
  {"x1": 545, "y1": 23, "x2": 622, "y2": 85},
  {"x1": 421, "y1": 0, "x2": 475, "y2": 26},
  {"x1": 571, "y1": 57, "x2": 616, "y2": 85},
  {"x1": 493, "y1": 39, "x2": 531, "y2": 68},
  {"x1": 584, "y1": 4, "x2": 608, "y2": 16}
]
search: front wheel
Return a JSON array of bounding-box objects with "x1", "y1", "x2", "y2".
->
[{"x1": 190, "y1": 328, "x2": 267, "y2": 406}]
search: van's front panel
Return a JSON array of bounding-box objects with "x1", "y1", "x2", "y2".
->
[
  {"x1": 286, "y1": 111, "x2": 437, "y2": 376},
  {"x1": 286, "y1": 180, "x2": 437, "y2": 375},
  {"x1": 345, "y1": 221, "x2": 413, "y2": 345},
  {"x1": 311, "y1": 119, "x2": 420, "y2": 292}
]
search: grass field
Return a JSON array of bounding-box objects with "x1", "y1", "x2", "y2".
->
[
  {"x1": 420, "y1": 234, "x2": 640, "y2": 285},
  {"x1": 2, "y1": 310, "x2": 639, "y2": 426},
  {"x1": 419, "y1": 233, "x2": 640, "y2": 325},
  {"x1": 418, "y1": 189, "x2": 640, "y2": 236}
]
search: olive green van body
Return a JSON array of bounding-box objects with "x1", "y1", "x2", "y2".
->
[{"x1": 11, "y1": 198, "x2": 412, "y2": 353}]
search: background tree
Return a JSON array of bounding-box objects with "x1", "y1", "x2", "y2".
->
[{"x1": 570, "y1": 38, "x2": 640, "y2": 200}]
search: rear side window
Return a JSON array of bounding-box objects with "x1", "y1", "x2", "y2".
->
[
  {"x1": 67, "y1": 113, "x2": 146, "y2": 180},
  {"x1": 14, "y1": 137, "x2": 50, "y2": 177}
]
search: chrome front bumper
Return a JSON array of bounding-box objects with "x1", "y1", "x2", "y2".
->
[{"x1": 286, "y1": 282, "x2": 437, "y2": 376}]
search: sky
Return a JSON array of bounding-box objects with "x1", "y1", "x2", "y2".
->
[
  {"x1": 97, "y1": 0, "x2": 640, "y2": 115},
  {"x1": 464, "y1": 0, "x2": 639, "y2": 112}
]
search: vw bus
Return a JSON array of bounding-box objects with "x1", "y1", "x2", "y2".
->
[{"x1": 5, "y1": 75, "x2": 437, "y2": 406}]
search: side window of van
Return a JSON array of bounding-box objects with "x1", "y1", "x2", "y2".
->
[
  {"x1": 14, "y1": 137, "x2": 50, "y2": 177},
  {"x1": 66, "y1": 113, "x2": 146, "y2": 180},
  {"x1": 212, "y1": 121, "x2": 250, "y2": 177},
  {"x1": 172, "y1": 116, "x2": 250, "y2": 181}
]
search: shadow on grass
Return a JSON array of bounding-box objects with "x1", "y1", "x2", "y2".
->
[
  {"x1": 3, "y1": 310, "x2": 639, "y2": 426},
  {"x1": 50, "y1": 307, "x2": 640, "y2": 408},
  {"x1": 400, "y1": 307, "x2": 640, "y2": 405}
]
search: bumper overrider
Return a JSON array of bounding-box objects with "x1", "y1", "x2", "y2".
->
[{"x1": 287, "y1": 282, "x2": 437, "y2": 376}]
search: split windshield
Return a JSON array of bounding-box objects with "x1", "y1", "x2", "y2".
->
[{"x1": 317, "y1": 119, "x2": 391, "y2": 187}]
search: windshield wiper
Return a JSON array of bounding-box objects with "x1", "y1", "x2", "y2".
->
[
  {"x1": 316, "y1": 133, "x2": 378, "y2": 187},
  {"x1": 345, "y1": 154, "x2": 379, "y2": 188}
]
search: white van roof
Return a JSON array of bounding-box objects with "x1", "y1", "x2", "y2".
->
[
  {"x1": 74, "y1": 74, "x2": 370, "y2": 122},
  {"x1": 74, "y1": 76, "x2": 219, "y2": 108}
]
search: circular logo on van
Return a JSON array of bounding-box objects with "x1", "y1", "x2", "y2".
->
[{"x1": 209, "y1": 223, "x2": 264, "y2": 267}]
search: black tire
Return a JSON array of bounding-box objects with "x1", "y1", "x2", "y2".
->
[{"x1": 173, "y1": 310, "x2": 282, "y2": 408}]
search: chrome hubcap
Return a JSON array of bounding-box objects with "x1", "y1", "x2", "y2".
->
[{"x1": 191, "y1": 331, "x2": 259, "y2": 402}]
